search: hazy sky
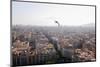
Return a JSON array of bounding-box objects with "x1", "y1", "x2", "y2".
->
[{"x1": 12, "y1": 1, "x2": 95, "y2": 26}]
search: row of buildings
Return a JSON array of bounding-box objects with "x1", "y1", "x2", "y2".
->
[{"x1": 12, "y1": 25, "x2": 96, "y2": 66}]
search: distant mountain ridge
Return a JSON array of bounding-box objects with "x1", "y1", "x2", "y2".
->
[{"x1": 81, "y1": 23, "x2": 95, "y2": 27}]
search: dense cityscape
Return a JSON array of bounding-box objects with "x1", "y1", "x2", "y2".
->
[{"x1": 12, "y1": 24, "x2": 96, "y2": 66}]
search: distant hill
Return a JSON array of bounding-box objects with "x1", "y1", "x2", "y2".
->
[{"x1": 81, "y1": 23, "x2": 95, "y2": 27}]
